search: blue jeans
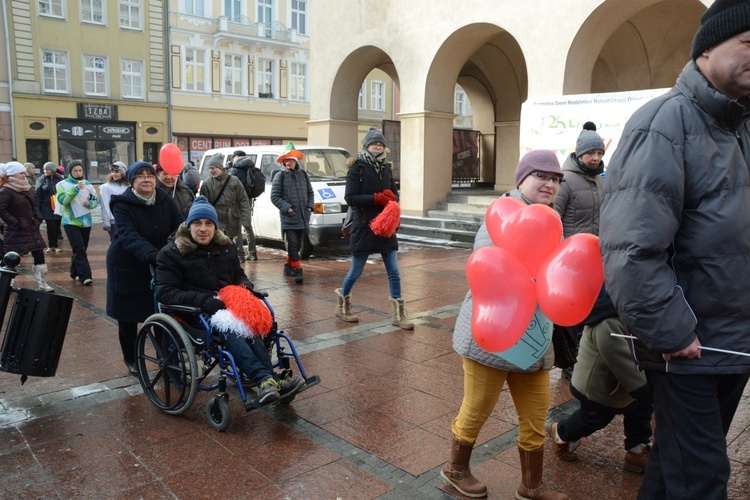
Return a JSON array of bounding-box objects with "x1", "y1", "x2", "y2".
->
[
  {"x1": 218, "y1": 331, "x2": 274, "y2": 386},
  {"x1": 638, "y1": 371, "x2": 749, "y2": 500},
  {"x1": 341, "y1": 250, "x2": 401, "y2": 298}
]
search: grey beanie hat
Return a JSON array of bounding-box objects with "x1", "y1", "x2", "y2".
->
[
  {"x1": 576, "y1": 121, "x2": 605, "y2": 157},
  {"x1": 43, "y1": 161, "x2": 57, "y2": 172},
  {"x1": 363, "y1": 127, "x2": 387, "y2": 149},
  {"x1": 111, "y1": 161, "x2": 127, "y2": 176},
  {"x1": 207, "y1": 153, "x2": 226, "y2": 168},
  {"x1": 691, "y1": 0, "x2": 750, "y2": 60}
]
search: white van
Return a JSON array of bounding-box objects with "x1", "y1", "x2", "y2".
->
[{"x1": 199, "y1": 145, "x2": 352, "y2": 258}]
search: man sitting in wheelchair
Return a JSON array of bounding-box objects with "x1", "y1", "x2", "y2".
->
[{"x1": 155, "y1": 197, "x2": 305, "y2": 406}]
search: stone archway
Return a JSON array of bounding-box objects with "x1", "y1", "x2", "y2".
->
[{"x1": 564, "y1": 0, "x2": 708, "y2": 94}]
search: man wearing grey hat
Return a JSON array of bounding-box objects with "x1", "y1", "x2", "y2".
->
[{"x1": 600, "y1": 1, "x2": 750, "y2": 497}]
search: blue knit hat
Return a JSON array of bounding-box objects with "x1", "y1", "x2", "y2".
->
[
  {"x1": 126, "y1": 161, "x2": 156, "y2": 184},
  {"x1": 186, "y1": 196, "x2": 218, "y2": 227}
]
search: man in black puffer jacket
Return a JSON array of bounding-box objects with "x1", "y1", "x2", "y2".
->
[{"x1": 600, "y1": 2, "x2": 750, "y2": 497}]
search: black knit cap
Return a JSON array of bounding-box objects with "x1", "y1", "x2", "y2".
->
[{"x1": 691, "y1": 0, "x2": 750, "y2": 60}]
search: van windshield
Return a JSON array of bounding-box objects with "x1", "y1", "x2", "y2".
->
[{"x1": 300, "y1": 149, "x2": 351, "y2": 179}]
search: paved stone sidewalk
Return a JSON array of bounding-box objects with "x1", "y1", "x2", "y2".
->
[{"x1": 1, "y1": 227, "x2": 749, "y2": 498}]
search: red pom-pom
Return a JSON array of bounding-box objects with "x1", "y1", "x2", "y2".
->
[
  {"x1": 370, "y1": 200, "x2": 401, "y2": 237},
  {"x1": 217, "y1": 285, "x2": 272, "y2": 337}
]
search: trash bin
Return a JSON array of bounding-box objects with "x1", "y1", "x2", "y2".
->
[{"x1": 0, "y1": 289, "x2": 74, "y2": 378}]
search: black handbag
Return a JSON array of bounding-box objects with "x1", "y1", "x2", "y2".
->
[{"x1": 552, "y1": 324, "x2": 580, "y2": 369}]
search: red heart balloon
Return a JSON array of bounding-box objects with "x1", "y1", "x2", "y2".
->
[
  {"x1": 159, "y1": 143, "x2": 184, "y2": 175},
  {"x1": 499, "y1": 204, "x2": 562, "y2": 278},
  {"x1": 485, "y1": 197, "x2": 525, "y2": 247},
  {"x1": 536, "y1": 233, "x2": 604, "y2": 326},
  {"x1": 467, "y1": 246, "x2": 536, "y2": 352}
]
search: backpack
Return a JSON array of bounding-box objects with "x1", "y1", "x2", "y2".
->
[{"x1": 234, "y1": 157, "x2": 266, "y2": 199}]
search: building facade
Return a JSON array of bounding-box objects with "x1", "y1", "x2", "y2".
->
[
  {"x1": 309, "y1": 0, "x2": 710, "y2": 215},
  {"x1": 3, "y1": 0, "x2": 169, "y2": 181}
]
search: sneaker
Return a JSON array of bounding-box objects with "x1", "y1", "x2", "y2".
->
[
  {"x1": 249, "y1": 251, "x2": 258, "y2": 261},
  {"x1": 44, "y1": 247, "x2": 54, "y2": 254},
  {"x1": 82, "y1": 278, "x2": 94, "y2": 286},
  {"x1": 279, "y1": 375, "x2": 306, "y2": 395},
  {"x1": 257, "y1": 377, "x2": 280, "y2": 405},
  {"x1": 623, "y1": 444, "x2": 650, "y2": 473},
  {"x1": 283, "y1": 263, "x2": 294, "y2": 276},
  {"x1": 547, "y1": 422, "x2": 579, "y2": 461}
]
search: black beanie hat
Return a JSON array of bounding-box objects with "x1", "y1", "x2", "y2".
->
[{"x1": 691, "y1": 0, "x2": 750, "y2": 60}]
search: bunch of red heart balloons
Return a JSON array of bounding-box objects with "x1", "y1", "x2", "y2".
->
[{"x1": 467, "y1": 197, "x2": 603, "y2": 353}]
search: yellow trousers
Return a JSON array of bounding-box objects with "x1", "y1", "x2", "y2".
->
[{"x1": 451, "y1": 357, "x2": 551, "y2": 451}]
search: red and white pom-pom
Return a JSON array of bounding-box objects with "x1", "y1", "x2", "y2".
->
[
  {"x1": 210, "y1": 285, "x2": 273, "y2": 338},
  {"x1": 370, "y1": 200, "x2": 401, "y2": 237}
]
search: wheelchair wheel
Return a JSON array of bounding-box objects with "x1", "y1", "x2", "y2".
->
[
  {"x1": 206, "y1": 394, "x2": 231, "y2": 432},
  {"x1": 136, "y1": 314, "x2": 198, "y2": 415}
]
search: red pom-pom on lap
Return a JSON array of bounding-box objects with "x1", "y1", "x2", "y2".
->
[
  {"x1": 217, "y1": 285, "x2": 272, "y2": 337},
  {"x1": 370, "y1": 200, "x2": 401, "y2": 237}
]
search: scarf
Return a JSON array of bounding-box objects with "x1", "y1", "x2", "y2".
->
[
  {"x1": 574, "y1": 156, "x2": 605, "y2": 177},
  {"x1": 132, "y1": 187, "x2": 156, "y2": 205},
  {"x1": 359, "y1": 149, "x2": 387, "y2": 176},
  {"x1": 6, "y1": 176, "x2": 30, "y2": 192}
]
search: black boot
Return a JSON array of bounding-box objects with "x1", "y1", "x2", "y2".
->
[{"x1": 294, "y1": 267, "x2": 303, "y2": 284}]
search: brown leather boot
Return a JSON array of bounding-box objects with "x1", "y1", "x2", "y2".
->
[
  {"x1": 516, "y1": 447, "x2": 569, "y2": 500},
  {"x1": 623, "y1": 444, "x2": 650, "y2": 473},
  {"x1": 440, "y1": 437, "x2": 488, "y2": 498}
]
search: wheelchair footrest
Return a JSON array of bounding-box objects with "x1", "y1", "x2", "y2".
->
[{"x1": 299, "y1": 375, "x2": 321, "y2": 393}]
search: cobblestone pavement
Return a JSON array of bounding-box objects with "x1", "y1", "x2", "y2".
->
[{"x1": 1, "y1": 227, "x2": 749, "y2": 499}]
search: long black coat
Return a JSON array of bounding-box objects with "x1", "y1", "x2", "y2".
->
[
  {"x1": 34, "y1": 174, "x2": 63, "y2": 220},
  {"x1": 0, "y1": 186, "x2": 46, "y2": 253},
  {"x1": 270, "y1": 166, "x2": 314, "y2": 230},
  {"x1": 106, "y1": 189, "x2": 183, "y2": 322},
  {"x1": 344, "y1": 154, "x2": 399, "y2": 255},
  {"x1": 155, "y1": 224, "x2": 252, "y2": 308}
]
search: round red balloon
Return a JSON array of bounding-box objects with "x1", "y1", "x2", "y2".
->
[
  {"x1": 536, "y1": 233, "x2": 604, "y2": 326},
  {"x1": 467, "y1": 246, "x2": 536, "y2": 352},
  {"x1": 499, "y1": 204, "x2": 562, "y2": 278},
  {"x1": 159, "y1": 143, "x2": 184, "y2": 175},
  {"x1": 485, "y1": 197, "x2": 525, "y2": 247}
]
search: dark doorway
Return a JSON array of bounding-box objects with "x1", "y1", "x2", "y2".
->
[
  {"x1": 26, "y1": 140, "x2": 49, "y2": 170},
  {"x1": 143, "y1": 143, "x2": 159, "y2": 164}
]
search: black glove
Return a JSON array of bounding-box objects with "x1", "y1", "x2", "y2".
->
[
  {"x1": 145, "y1": 252, "x2": 158, "y2": 266},
  {"x1": 202, "y1": 298, "x2": 226, "y2": 316}
]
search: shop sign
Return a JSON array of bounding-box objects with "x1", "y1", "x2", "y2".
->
[
  {"x1": 99, "y1": 125, "x2": 134, "y2": 140},
  {"x1": 77, "y1": 103, "x2": 118, "y2": 120},
  {"x1": 57, "y1": 123, "x2": 97, "y2": 140}
]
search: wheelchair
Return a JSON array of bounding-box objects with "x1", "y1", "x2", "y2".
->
[{"x1": 134, "y1": 292, "x2": 320, "y2": 431}]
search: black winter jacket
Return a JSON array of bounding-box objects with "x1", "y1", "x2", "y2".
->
[
  {"x1": 106, "y1": 189, "x2": 183, "y2": 322},
  {"x1": 270, "y1": 166, "x2": 313, "y2": 230},
  {"x1": 344, "y1": 153, "x2": 399, "y2": 255},
  {"x1": 155, "y1": 224, "x2": 252, "y2": 309},
  {"x1": 0, "y1": 186, "x2": 46, "y2": 254},
  {"x1": 34, "y1": 174, "x2": 63, "y2": 220},
  {"x1": 601, "y1": 61, "x2": 750, "y2": 375}
]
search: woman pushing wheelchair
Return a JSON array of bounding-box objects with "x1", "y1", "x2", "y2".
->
[{"x1": 155, "y1": 197, "x2": 305, "y2": 406}]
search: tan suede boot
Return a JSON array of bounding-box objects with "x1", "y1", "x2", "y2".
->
[
  {"x1": 389, "y1": 297, "x2": 414, "y2": 330},
  {"x1": 440, "y1": 437, "x2": 488, "y2": 498},
  {"x1": 334, "y1": 288, "x2": 359, "y2": 323},
  {"x1": 516, "y1": 447, "x2": 569, "y2": 500}
]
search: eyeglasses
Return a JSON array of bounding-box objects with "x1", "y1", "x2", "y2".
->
[
  {"x1": 133, "y1": 173, "x2": 156, "y2": 180},
  {"x1": 369, "y1": 142, "x2": 385, "y2": 148},
  {"x1": 110, "y1": 168, "x2": 121, "y2": 173},
  {"x1": 530, "y1": 172, "x2": 564, "y2": 184}
]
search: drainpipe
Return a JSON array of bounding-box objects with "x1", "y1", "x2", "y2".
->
[
  {"x1": 2, "y1": 0, "x2": 17, "y2": 160},
  {"x1": 164, "y1": 1, "x2": 172, "y2": 141}
]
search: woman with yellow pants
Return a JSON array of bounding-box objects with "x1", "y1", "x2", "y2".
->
[{"x1": 441, "y1": 150, "x2": 569, "y2": 500}]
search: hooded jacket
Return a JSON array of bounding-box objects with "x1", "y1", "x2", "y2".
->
[
  {"x1": 155, "y1": 224, "x2": 251, "y2": 308},
  {"x1": 553, "y1": 153, "x2": 603, "y2": 238},
  {"x1": 601, "y1": 61, "x2": 750, "y2": 375}
]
